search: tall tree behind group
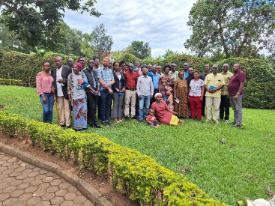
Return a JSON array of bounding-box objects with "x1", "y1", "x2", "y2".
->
[
  {"x1": 90, "y1": 24, "x2": 113, "y2": 59},
  {"x1": 0, "y1": 0, "x2": 100, "y2": 52},
  {"x1": 126, "y1": 41, "x2": 151, "y2": 59},
  {"x1": 185, "y1": 0, "x2": 274, "y2": 58}
]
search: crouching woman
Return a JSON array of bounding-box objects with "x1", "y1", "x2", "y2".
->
[
  {"x1": 68, "y1": 63, "x2": 91, "y2": 131},
  {"x1": 151, "y1": 93, "x2": 180, "y2": 126}
]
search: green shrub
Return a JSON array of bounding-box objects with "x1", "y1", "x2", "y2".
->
[
  {"x1": 216, "y1": 58, "x2": 275, "y2": 109},
  {"x1": 0, "y1": 78, "x2": 22, "y2": 86},
  {"x1": 0, "y1": 111, "x2": 226, "y2": 206},
  {"x1": 0, "y1": 50, "x2": 75, "y2": 87},
  {"x1": 112, "y1": 51, "x2": 142, "y2": 63}
]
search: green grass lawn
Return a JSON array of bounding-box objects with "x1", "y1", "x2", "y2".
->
[{"x1": 0, "y1": 85, "x2": 274, "y2": 205}]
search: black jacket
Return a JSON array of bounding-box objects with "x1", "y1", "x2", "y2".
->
[
  {"x1": 51, "y1": 65, "x2": 72, "y2": 99},
  {"x1": 112, "y1": 72, "x2": 125, "y2": 92}
]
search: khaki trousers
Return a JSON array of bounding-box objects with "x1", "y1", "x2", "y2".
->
[
  {"x1": 205, "y1": 96, "x2": 221, "y2": 122},
  {"x1": 124, "y1": 90, "x2": 136, "y2": 117},
  {"x1": 56, "y1": 97, "x2": 71, "y2": 126}
]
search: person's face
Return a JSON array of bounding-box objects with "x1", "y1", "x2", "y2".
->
[
  {"x1": 43, "y1": 62, "x2": 50, "y2": 72},
  {"x1": 73, "y1": 66, "x2": 80, "y2": 74},
  {"x1": 103, "y1": 58, "x2": 109, "y2": 67},
  {"x1": 55, "y1": 57, "x2": 62, "y2": 68},
  {"x1": 135, "y1": 63, "x2": 140, "y2": 68},
  {"x1": 189, "y1": 68, "x2": 194, "y2": 74},
  {"x1": 79, "y1": 58, "x2": 85, "y2": 65},
  {"x1": 212, "y1": 67, "x2": 218, "y2": 74},
  {"x1": 171, "y1": 66, "x2": 176, "y2": 71},
  {"x1": 89, "y1": 60, "x2": 94, "y2": 68},
  {"x1": 165, "y1": 67, "x2": 170, "y2": 74},
  {"x1": 152, "y1": 67, "x2": 156, "y2": 73},
  {"x1": 194, "y1": 72, "x2": 200, "y2": 79},
  {"x1": 94, "y1": 59, "x2": 99, "y2": 67},
  {"x1": 233, "y1": 64, "x2": 239, "y2": 72},
  {"x1": 178, "y1": 72, "x2": 184, "y2": 79},
  {"x1": 223, "y1": 65, "x2": 228, "y2": 73},
  {"x1": 149, "y1": 110, "x2": 154, "y2": 115},
  {"x1": 184, "y1": 65, "x2": 188, "y2": 71},
  {"x1": 67, "y1": 59, "x2": 73, "y2": 67},
  {"x1": 114, "y1": 63, "x2": 120, "y2": 71},
  {"x1": 156, "y1": 96, "x2": 162, "y2": 102},
  {"x1": 142, "y1": 68, "x2": 148, "y2": 75}
]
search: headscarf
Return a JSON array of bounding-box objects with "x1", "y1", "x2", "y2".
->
[{"x1": 154, "y1": 93, "x2": 162, "y2": 99}]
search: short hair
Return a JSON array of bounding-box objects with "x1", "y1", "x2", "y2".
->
[
  {"x1": 163, "y1": 64, "x2": 171, "y2": 72},
  {"x1": 113, "y1": 61, "x2": 119, "y2": 67},
  {"x1": 223, "y1": 63, "x2": 229, "y2": 67},
  {"x1": 194, "y1": 70, "x2": 200, "y2": 74}
]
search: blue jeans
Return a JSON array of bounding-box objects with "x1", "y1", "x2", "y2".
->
[
  {"x1": 99, "y1": 90, "x2": 113, "y2": 122},
  {"x1": 40, "y1": 93, "x2": 54, "y2": 123},
  {"x1": 138, "y1": 95, "x2": 151, "y2": 120}
]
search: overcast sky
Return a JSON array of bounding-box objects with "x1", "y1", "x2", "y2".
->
[{"x1": 64, "y1": 0, "x2": 196, "y2": 57}]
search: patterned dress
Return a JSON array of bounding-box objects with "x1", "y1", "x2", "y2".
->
[{"x1": 174, "y1": 79, "x2": 189, "y2": 118}]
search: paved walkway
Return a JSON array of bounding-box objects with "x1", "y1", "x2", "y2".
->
[{"x1": 0, "y1": 152, "x2": 94, "y2": 206}]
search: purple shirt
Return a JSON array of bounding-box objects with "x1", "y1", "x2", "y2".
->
[{"x1": 228, "y1": 70, "x2": 246, "y2": 96}]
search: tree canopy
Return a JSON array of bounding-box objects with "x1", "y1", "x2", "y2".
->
[
  {"x1": 185, "y1": 0, "x2": 274, "y2": 58},
  {"x1": 0, "y1": 0, "x2": 100, "y2": 50},
  {"x1": 90, "y1": 24, "x2": 113, "y2": 59},
  {"x1": 126, "y1": 41, "x2": 151, "y2": 59}
]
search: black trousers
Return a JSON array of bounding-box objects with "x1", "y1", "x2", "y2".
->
[
  {"x1": 202, "y1": 96, "x2": 206, "y2": 117},
  {"x1": 220, "y1": 95, "x2": 230, "y2": 120},
  {"x1": 87, "y1": 92, "x2": 98, "y2": 125}
]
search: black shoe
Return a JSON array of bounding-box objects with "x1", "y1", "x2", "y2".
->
[
  {"x1": 92, "y1": 123, "x2": 101, "y2": 128},
  {"x1": 60, "y1": 125, "x2": 66, "y2": 128}
]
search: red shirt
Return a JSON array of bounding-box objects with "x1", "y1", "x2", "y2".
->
[
  {"x1": 228, "y1": 70, "x2": 246, "y2": 96},
  {"x1": 151, "y1": 100, "x2": 173, "y2": 124},
  {"x1": 124, "y1": 70, "x2": 139, "y2": 90}
]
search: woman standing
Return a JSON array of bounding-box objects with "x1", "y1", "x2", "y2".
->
[
  {"x1": 173, "y1": 71, "x2": 189, "y2": 118},
  {"x1": 189, "y1": 70, "x2": 204, "y2": 120},
  {"x1": 36, "y1": 62, "x2": 54, "y2": 123},
  {"x1": 151, "y1": 93, "x2": 180, "y2": 126},
  {"x1": 112, "y1": 62, "x2": 125, "y2": 123},
  {"x1": 159, "y1": 65, "x2": 173, "y2": 103},
  {"x1": 68, "y1": 63, "x2": 91, "y2": 131}
]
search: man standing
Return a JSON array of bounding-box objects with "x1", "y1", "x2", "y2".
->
[
  {"x1": 204, "y1": 65, "x2": 225, "y2": 123},
  {"x1": 66, "y1": 58, "x2": 74, "y2": 70},
  {"x1": 183, "y1": 63, "x2": 190, "y2": 80},
  {"x1": 98, "y1": 57, "x2": 115, "y2": 125},
  {"x1": 124, "y1": 63, "x2": 139, "y2": 118},
  {"x1": 148, "y1": 66, "x2": 161, "y2": 95},
  {"x1": 51, "y1": 56, "x2": 72, "y2": 127},
  {"x1": 136, "y1": 67, "x2": 154, "y2": 121},
  {"x1": 228, "y1": 64, "x2": 246, "y2": 128},
  {"x1": 82, "y1": 59, "x2": 100, "y2": 128},
  {"x1": 220, "y1": 64, "x2": 233, "y2": 123}
]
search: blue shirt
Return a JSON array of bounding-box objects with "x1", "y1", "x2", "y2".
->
[
  {"x1": 98, "y1": 67, "x2": 114, "y2": 90},
  {"x1": 148, "y1": 72, "x2": 160, "y2": 89},
  {"x1": 184, "y1": 71, "x2": 190, "y2": 80}
]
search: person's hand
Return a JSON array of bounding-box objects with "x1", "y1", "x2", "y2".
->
[
  {"x1": 233, "y1": 94, "x2": 239, "y2": 100},
  {"x1": 57, "y1": 79, "x2": 64, "y2": 83},
  {"x1": 51, "y1": 87, "x2": 55, "y2": 94},
  {"x1": 115, "y1": 88, "x2": 120, "y2": 92},
  {"x1": 42, "y1": 95, "x2": 47, "y2": 104},
  {"x1": 108, "y1": 88, "x2": 113, "y2": 94},
  {"x1": 200, "y1": 96, "x2": 203, "y2": 101}
]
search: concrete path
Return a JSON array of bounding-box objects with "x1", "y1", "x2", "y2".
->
[{"x1": 0, "y1": 152, "x2": 94, "y2": 206}]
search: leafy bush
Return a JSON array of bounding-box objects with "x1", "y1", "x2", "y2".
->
[
  {"x1": 0, "y1": 50, "x2": 74, "y2": 87},
  {"x1": 0, "y1": 78, "x2": 22, "y2": 86},
  {"x1": 112, "y1": 51, "x2": 142, "y2": 63},
  {"x1": 0, "y1": 111, "x2": 226, "y2": 206},
  {"x1": 216, "y1": 57, "x2": 275, "y2": 109}
]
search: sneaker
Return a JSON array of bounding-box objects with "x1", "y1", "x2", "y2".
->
[
  {"x1": 224, "y1": 120, "x2": 230, "y2": 124},
  {"x1": 233, "y1": 124, "x2": 244, "y2": 129}
]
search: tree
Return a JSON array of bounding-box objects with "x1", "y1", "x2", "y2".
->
[
  {"x1": 126, "y1": 41, "x2": 151, "y2": 59},
  {"x1": 185, "y1": 0, "x2": 274, "y2": 57},
  {"x1": 0, "y1": 0, "x2": 100, "y2": 50},
  {"x1": 90, "y1": 24, "x2": 113, "y2": 59}
]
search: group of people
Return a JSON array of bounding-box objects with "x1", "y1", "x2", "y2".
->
[{"x1": 36, "y1": 55, "x2": 246, "y2": 131}]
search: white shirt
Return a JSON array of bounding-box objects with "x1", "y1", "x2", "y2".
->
[
  {"x1": 56, "y1": 67, "x2": 64, "y2": 97},
  {"x1": 189, "y1": 79, "x2": 204, "y2": 97},
  {"x1": 136, "y1": 75, "x2": 154, "y2": 96}
]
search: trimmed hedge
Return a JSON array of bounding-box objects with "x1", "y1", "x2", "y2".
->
[
  {"x1": 0, "y1": 111, "x2": 226, "y2": 206},
  {"x1": 216, "y1": 58, "x2": 275, "y2": 109},
  {"x1": 0, "y1": 78, "x2": 22, "y2": 86},
  {"x1": 0, "y1": 50, "x2": 74, "y2": 87},
  {"x1": 0, "y1": 49, "x2": 274, "y2": 108}
]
